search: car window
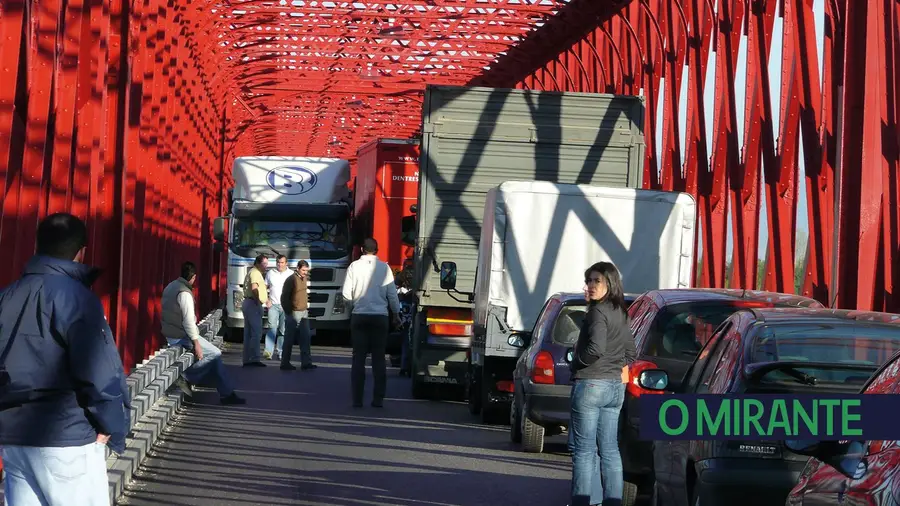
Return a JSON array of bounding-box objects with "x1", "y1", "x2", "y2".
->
[
  {"x1": 629, "y1": 298, "x2": 659, "y2": 351},
  {"x1": 644, "y1": 302, "x2": 755, "y2": 361},
  {"x1": 552, "y1": 305, "x2": 586, "y2": 345},
  {"x1": 532, "y1": 298, "x2": 561, "y2": 344},
  {"x1": 683, "y1": 321, "x2": 732, "y2": 391},
  {"x1": 695, "y1": 331, "x2": 736, "y2": 394},
  {"x1": 748, "y1": 323, "x2": 900, "y2": 387}
]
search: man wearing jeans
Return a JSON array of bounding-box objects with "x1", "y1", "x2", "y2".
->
[
  {"x1": 279, "y1": 260, "x2": 316, "y2": 371},
  {"x1": 161, "y1": 261, "x2": 245, "y2": 405},
  {"x1": 0, "y1": 213, "x2": 131, "y2": 506},
  {"x1": 341, "y1": 238, "x2": 401, "y2": 408},
  {"x1": 242, "y1": 254, "x2": 268, "y2": 367},
  {"x1": 264, "y1": 255, "x2": 293, "y2": 361}
]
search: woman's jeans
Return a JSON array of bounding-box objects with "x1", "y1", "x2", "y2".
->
[{"x1": 568, "y1": 378, "x2": 626, "y2": 506}]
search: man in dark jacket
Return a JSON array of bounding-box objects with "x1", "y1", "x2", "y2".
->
[
  {"x1": 279, "y1": 260, "x2": 316, "y2": 371},
  {"x1": 0, "y1": 213, "x2": 130, "y2": 505}
]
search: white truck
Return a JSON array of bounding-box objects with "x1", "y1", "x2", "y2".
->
[
  {"x1": 213, "y1": 157, "x2": 353, "y2": 340},
  {"x1": 439, "y1": 181, "x2": 697, "y2": 421}
]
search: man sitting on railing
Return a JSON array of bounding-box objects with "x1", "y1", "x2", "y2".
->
[{"x1": 161, "y1": 262, "x2": 245, "y2": 405}]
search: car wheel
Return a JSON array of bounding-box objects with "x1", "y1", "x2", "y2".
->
[
  {"x1": 510, "y1": 395, "x2": 523, "y2": 443},
  {"x1": 521, "y1": 401, "x2": 545, "y2": 453}
]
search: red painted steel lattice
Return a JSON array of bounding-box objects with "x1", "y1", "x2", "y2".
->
[{"x1": 1, "y1": 0, "x2": 899, "y2": 369}]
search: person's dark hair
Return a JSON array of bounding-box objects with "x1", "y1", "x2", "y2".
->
[
  {"x1": 276, "y1": 254, "x2": 287, "y2": 262},
  {"x1": 253, "y1": 254, "x2": 268, "y2": 267},
  {"x1": 584, "y1": 261, "x2": 626, "y2": 313},
  {"x1": 362, "y1": 238, "x2": 378, "y2": 254},
  {"x1": 181, "y1": 261, "x2": 197, "y2": 281},
  {"x1": 298, "y1": 260, "x2": 310, "y2": 269},
  {"x1": 36, "y1": 213, "x2": 88, "y2": 260}
]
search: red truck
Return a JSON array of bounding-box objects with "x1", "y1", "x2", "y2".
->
[{"x1": 352, "y1": 138, "x2": 420, "y2": 272}]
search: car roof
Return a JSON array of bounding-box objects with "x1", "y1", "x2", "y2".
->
[
  {"x1": 649, "y1": 288, "x2": 822, "y2": 307},
  {"x1": 553, "y1": 292, "x2": 640, "y2": 304},
  {"x1": 743, "y1": 306, "x2": 900, "y2": 326}
]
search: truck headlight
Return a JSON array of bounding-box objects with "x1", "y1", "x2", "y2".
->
[
  {"x1": 233, "y1": 289, "x2": 244, "y2": 310},
  {"x1": 333, "y1": 294, "x2": 345, "y2": 314}
]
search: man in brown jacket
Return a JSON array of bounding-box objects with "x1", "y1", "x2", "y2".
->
[{"x1": 279, "y1": 260, "x2": 317, "y2": 371}]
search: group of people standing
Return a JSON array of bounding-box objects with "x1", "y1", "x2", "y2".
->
[{"x1": 239, "y1": 253, "x2": 316, "y2": 371}]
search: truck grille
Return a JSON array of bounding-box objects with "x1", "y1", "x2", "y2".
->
[
  {"x1": 308, "y1": 308, "x2": 326, "y2": 317},
  {"x1": 308, "y1": 293, "x2": 328, "y2": 303},
  {"x1": 309, "y1": 268, "x2": 333, "y2": 282}
]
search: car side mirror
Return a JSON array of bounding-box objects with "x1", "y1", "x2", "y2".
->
[
  {"x1": 440, "y1": 261, "x2": 457, "y2": 290},
  {"x1": 637, "y1": 369, "x2": 669, "y2": 390},
  {"x1": 213, "y1": 217, "x2": 228, "y2": 242},
  {"x1": 507, "y1": 332, "x2": 530, "y2": 348}
]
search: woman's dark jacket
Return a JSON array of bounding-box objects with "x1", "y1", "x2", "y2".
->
[{"x1": 571, "y1": 299, "x2": 637, "y2": 381}]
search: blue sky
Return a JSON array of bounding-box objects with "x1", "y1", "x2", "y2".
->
[{"x1": 654, "y1": 0, "x2": 824, "y2": 262}]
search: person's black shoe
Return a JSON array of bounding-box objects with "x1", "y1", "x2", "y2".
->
[
  {"x1": 301, "y1": 363, "x2": 317, "y2": 370},
  {"x1": 243, "y1": 361, "x2": 267, "y2": 367},
  {"x1": 371, "y1": 399, "x2": 383, "y2": 408},
  {"x1": 220, "y1": 393, "x2": 246, "y2": 405},
  {"x1": 280, "y1": 364, "x2": 297, "y2": 371},
  {"x1": 174, "y1": 377, "x2": 194, "y2": 397}
]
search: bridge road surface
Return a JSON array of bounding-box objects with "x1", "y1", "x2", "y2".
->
[{"x1": 120, "y1": 344, "x2": 575, "y2": 506}]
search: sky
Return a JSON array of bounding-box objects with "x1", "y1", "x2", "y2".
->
[{"x1": 651, "y1": 0, "x2": 825, "y2": 263}]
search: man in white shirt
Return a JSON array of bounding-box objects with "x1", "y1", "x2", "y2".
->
[
  {"x1": 341, "y1": 238, "x2": 401, "y2": 408},
  {"x1": 161, "y1": 262, "x2": 245, "y2": 405},
  {"x1": 264, "y1": 255, "x2": 293, "y2": 361}
]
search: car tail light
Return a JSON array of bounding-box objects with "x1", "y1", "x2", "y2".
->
[
  {"x1": 626, "y1": 360, "x2": 666, "y2": 397},
  {"x1": 532, "y1": 351, "x2": 555, "y2": 384},
  {"x1": 496, "y1": 380, "x2": 514, "y2": 393}
]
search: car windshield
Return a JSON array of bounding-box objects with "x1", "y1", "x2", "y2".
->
[
  {"x1": 646, "y1": 301, "x2": 765, "y2": 361},
  {"x1": 231, "y1": 219, "x2": 349, "y2": 259},
  {"x1": 748, "y1": 323, "x2": 900, "y2": 387}
]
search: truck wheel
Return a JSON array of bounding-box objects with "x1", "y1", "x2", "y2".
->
[
  {"x1": 509, "y1": 396, "x2": 523, "y2": 443},
  {"x1": 411, "y1": 377, "x2": 429, "y2": 400},
  {"x1": 521, "y1": 403, "x2": 545, "y2": 453},
  {"x1": 480, "y1": 379, "x2": 504, "y2": 425},
  {"x1": 467, "y1": 370, "x2": 482, "y2": 415}
]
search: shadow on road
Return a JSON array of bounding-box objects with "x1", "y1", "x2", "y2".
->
[{"x1": 121, "y1": 345, "x2": 573, "y2": 506}]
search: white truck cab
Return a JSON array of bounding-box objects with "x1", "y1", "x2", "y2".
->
[{"x1": 213, "y1": 157, "x2": 353, "y2": 340}]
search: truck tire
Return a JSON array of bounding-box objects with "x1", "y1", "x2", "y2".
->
[
  {"x1": 411, "y1": 377, "x2": 429, "y2": 400},
  {"x1": 480, "y1": 379, "x2": 505, "y2": 425},
  {"x1": 467, "y1": 368, "x2": 482, "y2": 415},
  {"x1": 521, "y1": 403, "x2": 545, "y2": 453}
]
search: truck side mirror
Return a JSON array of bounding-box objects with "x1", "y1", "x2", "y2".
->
[
  {"x1": 213, "y1": 217, "x2": 228, "y2": 242},
  {"x1": 440, "y1": 261, "x2": 457, "y2": 290}
]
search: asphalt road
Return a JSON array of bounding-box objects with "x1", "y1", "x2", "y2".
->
[{"x1": 119, "y1": 345, "x2": 574, "y2": 506}]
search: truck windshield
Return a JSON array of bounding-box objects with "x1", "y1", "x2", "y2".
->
[{"x1": 231, "y1": 219, "x2": 349, "y2": 259}]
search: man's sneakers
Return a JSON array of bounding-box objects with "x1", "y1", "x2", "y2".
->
[
  {"x1": 174, "y1": 378, "x2": 193, "y2": 398},
  {"x1": 220, "y1": 393, "x2": 246, "y2": 405},
  {"x1": 243, "y1": 361, "x2": 267, "y2": 367},
  {"x1": 280, "y1": 364, "x2": 297, "y2": 371},
  {"x1": 300, "y1": 363, "x2": 318, "y2": 370}
]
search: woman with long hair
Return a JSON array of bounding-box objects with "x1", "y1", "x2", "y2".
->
[{"x1": 568, "y1": 261, "x2": 636, "y2": 506}]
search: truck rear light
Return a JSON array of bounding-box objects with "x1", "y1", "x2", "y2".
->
[
  {"x1": 532, "y1": 351, "x2": 555, "y2": 384},
  {"x1": 495, "y1": 380, "x2": 514, "y2": 393},
  {"x1": 428, "y1": 323, "x2": 472, "y2": 337},
  {"x1": 626, "y1": 360, "x2": 666, "y2": 397}
]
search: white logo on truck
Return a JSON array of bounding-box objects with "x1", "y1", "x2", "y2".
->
[{"x1": 266, "y1": 166, "x2": 318, "y2": 195}]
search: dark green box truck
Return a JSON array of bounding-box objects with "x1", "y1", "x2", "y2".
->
[{"x1": 409, "y1": 85, "x2": 646, "y2": 402}]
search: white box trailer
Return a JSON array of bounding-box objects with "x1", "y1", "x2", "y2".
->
[{"x1": 467, "y1": 181, "x2": 696, "y2": 417}]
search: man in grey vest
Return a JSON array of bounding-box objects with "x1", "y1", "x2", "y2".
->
[{"x1": 161, "y1": 262, "x2": 245, "y2": 405}]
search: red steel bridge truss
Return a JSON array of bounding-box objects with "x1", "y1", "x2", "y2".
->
[{"x1": 1, "y1": 0, "x2": 898, "y2": 368}]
